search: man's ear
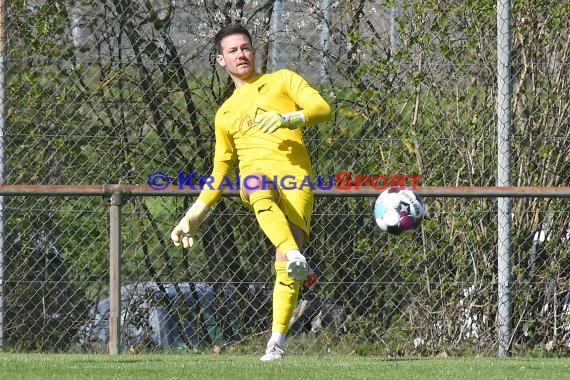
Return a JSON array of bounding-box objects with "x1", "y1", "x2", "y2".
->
[{"x1": 215, "y1": 54, "x2": 225, "y2": 67}]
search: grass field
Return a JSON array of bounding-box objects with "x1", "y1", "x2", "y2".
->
[{"x1": 0, "y1": 353, "x2": 569, "y2": 380}]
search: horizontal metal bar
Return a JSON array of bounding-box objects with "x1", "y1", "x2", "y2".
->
[{"x1": 1, "y1": 184, "x2": 570, "y2": 197}]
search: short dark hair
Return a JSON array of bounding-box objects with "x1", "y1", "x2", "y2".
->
[{"x1": 214, "y1": 24, "x2": 253, "y2": 53}]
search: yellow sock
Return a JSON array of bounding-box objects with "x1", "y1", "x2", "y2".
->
[
  {"x1": 249, "y1": 190, "x2": 298, "y2": 253},
  {"x1": 272, "y1": 261, "x2": 300, "y2": 333}
]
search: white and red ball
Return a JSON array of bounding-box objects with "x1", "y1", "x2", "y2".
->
[{"x1": 374, "y1": 186, "x2": 424, "y2": 234}]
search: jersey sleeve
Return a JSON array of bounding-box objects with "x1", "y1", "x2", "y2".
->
[
  {"x1": 281, "y1": 69, "x2": 332, "y2": 126},
  {"x1": 197, "y1": 118, "x2": 236, "y2": 207}
]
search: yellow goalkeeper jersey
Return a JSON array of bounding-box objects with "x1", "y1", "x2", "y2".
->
[{"x1": 198, "y1": 69, "x2": 331, "y2": 207}]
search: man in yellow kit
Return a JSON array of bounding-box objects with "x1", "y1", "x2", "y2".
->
[{"x1": 170, "y1": 24, "x2": 331, "y2": 361}]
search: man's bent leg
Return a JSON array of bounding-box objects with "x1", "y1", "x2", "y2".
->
[{"x1": 248, "y1": 188, "x2": 299, "y2": 255}]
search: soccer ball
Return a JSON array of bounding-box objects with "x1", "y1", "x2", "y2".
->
[{"x1": 374, "y1": 186, "x2": 424, "y2": 234}]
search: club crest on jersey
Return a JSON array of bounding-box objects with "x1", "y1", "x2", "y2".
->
[{"x1": 239, "y1": 115, "x2": 255, "y2": 134}]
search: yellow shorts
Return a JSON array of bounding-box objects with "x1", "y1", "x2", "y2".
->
[{"x1": 240, "y1": 176, "x2": 314, "y2": 240}]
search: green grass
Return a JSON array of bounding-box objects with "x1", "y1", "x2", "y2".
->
[{"x1": 0, "y1": 353, "x2": 569, "y2": 380}]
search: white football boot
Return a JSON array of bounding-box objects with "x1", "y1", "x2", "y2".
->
[
  {"x1": 285, "y1": 250, "x2": 309, "y2": 281},
  {"x1": 260, "y1": 344, "x2": 285, "y2": 361}
]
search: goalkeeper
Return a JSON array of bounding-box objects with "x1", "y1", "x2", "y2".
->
[{"x1": 170, "y1": 24, "x2": 331, "y2": 361}]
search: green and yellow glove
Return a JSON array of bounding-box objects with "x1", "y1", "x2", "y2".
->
[{"x1": 254, "y1": 111, "x2": 305, "y2": 133}]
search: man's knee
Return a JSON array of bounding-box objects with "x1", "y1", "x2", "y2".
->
[{"x1": 242, "y1": 173, "x2": 279, "y2": 202}]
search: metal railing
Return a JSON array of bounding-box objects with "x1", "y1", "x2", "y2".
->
[{"x1": 2, "y1": 184, "x2": 570, "y2": 355}]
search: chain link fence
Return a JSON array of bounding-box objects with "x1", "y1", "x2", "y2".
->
[{"x1": 1, "y1": 1, "x2": 569, "y2": 356}]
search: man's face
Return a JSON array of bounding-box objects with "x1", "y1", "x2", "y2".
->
[{"x1": 216, "y1": 33, "x2": 255, "y2": 80}]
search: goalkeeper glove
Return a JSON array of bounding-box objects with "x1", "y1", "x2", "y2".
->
[
  {"x1": 254, "y1": 111, "x2": 305, "y2": 133},
  {"x1": 170, "y1": 200, "x2": 209, "y2": 248}
]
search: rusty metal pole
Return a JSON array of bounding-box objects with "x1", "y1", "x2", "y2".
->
[
  {"x1": 108, "y1": 190, "x2": 123, "y2": 354},
  {"x1": 0, "y1": 0, "x2": 6, "y2": 350}
]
